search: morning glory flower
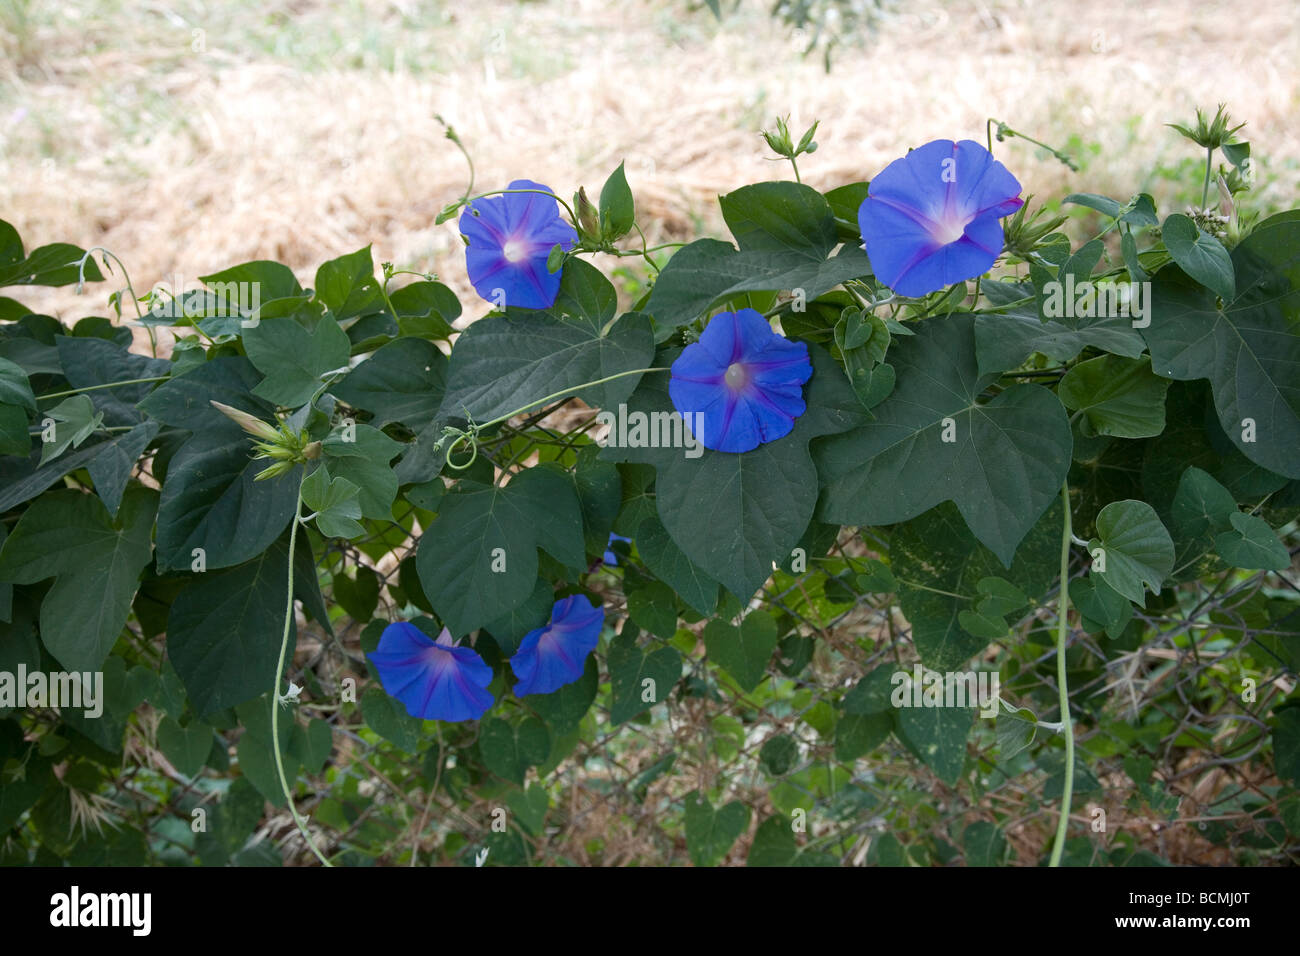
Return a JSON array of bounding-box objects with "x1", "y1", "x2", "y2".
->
[
  {"x1": 668, "y1": 308, "x2": 812, "y2": 453},
  {"x1": 510, "y1": 595, "x2": 604, "y2": 697},
  {"x1": 367, "y1": 622, "x2": 494, "y2": 722},
  {"x1": 603, "y1": 533, "x2": 632, "y2": 566},
  {"x1": 857, "y1": 139, "x2": 1023, "y2": 297},
  {"x1": 459, "y1": 179, "x2": 578, "y2": 310}
]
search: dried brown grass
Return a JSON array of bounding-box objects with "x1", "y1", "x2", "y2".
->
[{"x1": 2, "y1": 0, "x2": 1297, "y2": 324}]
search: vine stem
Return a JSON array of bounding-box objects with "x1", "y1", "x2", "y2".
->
[
  {"x1": 474, "y1": 367, "x2": 670, "y2": 432},
  {"x1": 442, "y1": 366, "x2": 672, "y2": 472},
  {"x1": 1201, "y1": 146, "x2": 1214, "y2": 209},
  {"x1": 1048, "y1": 480, "x2": 1075, "y2": 867},
  {"x1": 36, "y1": 376, "x2": 171, "y2": 401},
  {"x1": 271, "y1": 471, "x2": 333, "y2": 867}
]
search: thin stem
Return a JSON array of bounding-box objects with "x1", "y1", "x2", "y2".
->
[
  {"x1": 27, "y1": 424, "x2": 138, "y2": 435},
  {"x1": 1049, "y1": 480, "x2": 1075, "y2": 868},
  {"x1": 789, "y1": 155, "x2": 802, "y2": 184},
  {"x1": 377, "y1": 279, "x2": 400, "y2": 326},
  {"x1": 76, "y1": 246, "x2": 156, "y2": 356},
  {"x1": 1201, "y1": 147, "x2": 1214, "y2": 209},
  {"x1": 271, "y1": 471, "x2": 333, "y2": 867},
  {"x1": 37, "y1": 376, "x2": 171, "y2": 401},
  {"x1": 474, "y1": 367, "x2": 669, "y2": 433}
]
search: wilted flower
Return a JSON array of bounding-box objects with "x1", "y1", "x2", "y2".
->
[
  {"x1": 459, "y1": 179, "x2": 578, "y2": 310},
  {"x1": 367, "y1": 622, "x2": 494, "y2": 722},
  {"x1": 668, "y1": 308, "x2": 812, "y2": 453},
  {"x1": 857, "y1": 139, "x2": 1023, "y2": 297},
  {"x1": 510, "y1": 595, "x2": 604, "y2": 697}
]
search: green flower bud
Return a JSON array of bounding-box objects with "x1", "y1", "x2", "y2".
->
[
  {"x1": 1167, "y1": 104, "x2": 1245, "y2": 151},
  {"x1": 209, "y1": 400, "x2": 281, "y2": 441},
  {"x1": 575, "y1": 186, "x2": 601, "y2": 240}
]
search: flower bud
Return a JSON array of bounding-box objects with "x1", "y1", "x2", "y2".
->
[
  {"x1": 209, "y1": 400, "x2": 281, "y2": 441},
  {"x1": 575, "y1": 186, "x2": 600, "y2": 240}
]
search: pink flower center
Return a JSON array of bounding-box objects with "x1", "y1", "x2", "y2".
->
[
  {"x1": 503, "y1": 238, "x2": 531, "y2": 262},
  {"x1": 724, "y1": 362, "x2": 748, "y2": 390}
]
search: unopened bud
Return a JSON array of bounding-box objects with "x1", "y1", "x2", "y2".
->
[
  {"x1": 210, "y1": 401, "x2": 280, "y2": 441},
  {"x1": 576, "y1": 186, "x2": 600, "y2": 239}
]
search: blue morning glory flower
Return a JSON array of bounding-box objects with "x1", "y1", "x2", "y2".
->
[
  {"x1": 367, "y1": 622, "x2": 494, "y2": 722},
  {"x1": 603, "y1": 533, "x2": 632, "y2": 566},
  {"x1": 668, "y1": 308, "x2": 812, "y2": 453},
  {"x1": 459, "y1": 179, "x2": 578, "y2": 310},
  {"x1": 857, "y1": 139, "x2": 1023, "y2": 298},
  {"x1": 510, "y1": 595, "x2": 604, "y2": 697}
]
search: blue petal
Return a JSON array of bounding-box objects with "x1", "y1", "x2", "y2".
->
[
  {"x1": 696, "y1": 309, "x2": 745, "y2": 365},
  {"x1": 858, "y1": 139, "x2": 1022, "y2": 297},
  {"x1": 857, "y1": 197, "x2": 941, "y2": 291},
  {"x1": 510, "y1": 596, "x2": 603, "y2": 697},
  {"x1": 669, "y1": 376, "x2": 735, "y2": 448},
  {"x1": 458, "y1": 179, "x2": 577, "y2": 310},
  {"x1": 669, "y1": 309, "x2": 810, "y2": 453},
  {"x1": 731, "y1": 308, "x2": 784, "y2": 363},
  {"x1": 952, "y1": 140, "x2": 1023, "y2": 220},
  {"x1": 503, "y1": 179, "x2": 564, "y2": 233},
  {"x1": 668, "y1": 340, "x2": 726, "y2": 383},
  {"x1": 866, "y1": 139, "x2": 955, "y2": 224},
  {"x1": 508, "y1": 257, "x2": 559, "y2": 310},
  {"x1": 710, "y1": 391, "x2": 760, "y2": 452},
  {"x1": 367, "y1": 622, "x2": 494, "y2": 722}
]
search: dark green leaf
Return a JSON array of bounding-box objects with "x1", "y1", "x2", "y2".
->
[
  {"x1": 895, "y1": 703, "x2": 972, "y2": 786},
  {"x1": 479, "y1": 717, "x2": 550, "y2": 785},
  {"x1": 244, "y1": 316, "x2": 351, "y2": 407},
  {"x1": 818, "y1": 313, "x2": 1073, "y2": 567},
  {"x1": 1058, "y1": 355, "x2": 1169, "y2": 438},
  {"x1": 646, "y1": 182, "x2": 871, "y2": 335},
  {"x1": 1214, "y1": 511, "x2": 1289, "y2": 570},
  {"x1": 0, "y1": 487, "x2": 156, "y2": 671},
  {"x1": 684, "y1": 790, "x2": 750, "y2": 866},
  {"x1": 314, "y1": 245, "x2": 383, "y2": 320},
  {"x1": 606, "y1": 344, "x2": 865, "y2": 600},
  {"x1": 1087, "y1": 499, "x2": 1175, "y2": 605},
  {"x1": 167, "y1": 535, "x2": 327, "y2": 716},
  {"x1": 608, "y1": 629, "x2": 681, "y2": 725},
  {"x1": 415, "y1": 465, "x2": 584, "y2": 637},
  {"x1": 1162, "y1": 213, "x2": 1235, "y2": 301},
  {"x1": 1143, "y1": 212, "x2": 1300, "y2": 478},
  {"x1": 331, "y1": 336, "x2": 447, "y2": 431},
  {"x1": 155, "y1": 427, "x2": 299, "y2": 572},
  {"x1": 702, "y1": 610, "x2": 778, "y2": 692},
  {"x1": 635, "y1": 514, "x2": 719, "y2": 617}
]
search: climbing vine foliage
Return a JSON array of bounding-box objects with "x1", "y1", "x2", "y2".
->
[{"x1": 0, "y1": 110, "x2": 1297, "y2": 868}]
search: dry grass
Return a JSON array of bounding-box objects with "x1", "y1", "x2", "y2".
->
[{"x1": 2, "y1": 0, "x2": 1298, "y2": 323}]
